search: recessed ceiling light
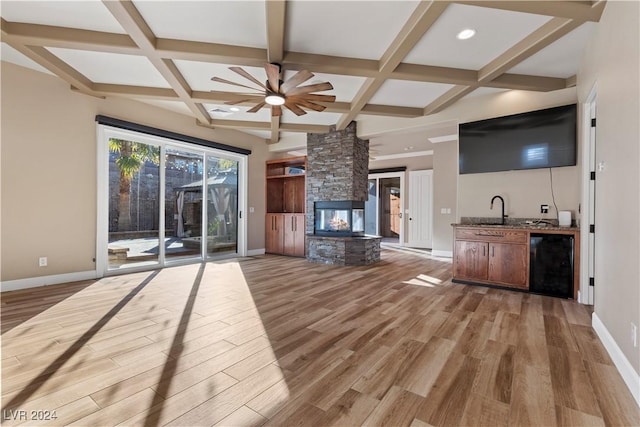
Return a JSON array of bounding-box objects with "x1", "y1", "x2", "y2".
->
[
  {"x1": 457, "y1": 28, "x2": 476, "y2": 40},
  {"x1": 229, "y1": 107, "x2": 240, "y2": 112}
]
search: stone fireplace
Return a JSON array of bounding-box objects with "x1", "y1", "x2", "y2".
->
[{"x1": 306, "y1": 122, "x2": 381, "y2": 265}]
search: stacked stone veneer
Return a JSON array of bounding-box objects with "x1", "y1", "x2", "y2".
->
[{"x1": 305, "y1": 122, "x2": 381, "y2": 265}]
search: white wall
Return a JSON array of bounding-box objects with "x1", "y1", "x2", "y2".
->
[{"x1": 577, "y1": 0, "x2": 640, "y2": 383}]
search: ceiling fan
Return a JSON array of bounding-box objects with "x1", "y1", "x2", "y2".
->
[{"x1": 211, "y1": 63, "x2": 336, "y2": 117}]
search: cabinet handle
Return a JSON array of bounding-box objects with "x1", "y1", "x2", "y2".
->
[
  {"x1": 292, "y1": 216, "x2": 295, "y2": 232},
  {"x1": 492, "y1": 246, "x2": 495, "y2": 257},
  {"x1": 483, "y1": 246, "x2": 485, "y2": 256},
  {"x1": 475, "y1": 232, "x2": 504, "y2": 237}
]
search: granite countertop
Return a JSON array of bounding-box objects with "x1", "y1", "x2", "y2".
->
[{"x1": 453, "y1": 217, "x2": 579, "y2": 231}]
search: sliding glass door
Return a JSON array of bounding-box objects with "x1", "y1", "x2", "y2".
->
[{"x1": 98, "y1": 125, "x2": 246, "y2": 275}]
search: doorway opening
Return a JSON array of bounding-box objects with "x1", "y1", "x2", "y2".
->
[{"x1": 365, "y1": 172, "x2": 404, "y2": 245}]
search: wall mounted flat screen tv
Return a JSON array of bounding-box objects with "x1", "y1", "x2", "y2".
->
[{"x1": 458, "y1": 104, "x2": 577, "y2": 174}]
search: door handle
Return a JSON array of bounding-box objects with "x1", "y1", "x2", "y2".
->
[{"x1": 399, "y1": 213, "x2": 402, "y2": 219}]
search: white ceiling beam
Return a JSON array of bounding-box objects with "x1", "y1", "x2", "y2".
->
[
  {"x1": 1, "y1": 21, "x2": 138, "y2": 54},
  {"x1": 265, "y1": 0, "x2": 286, "y2": 143},
  {"x1": 102, "y1": 0, "x2": 211, "y2": 124},
  {"x1": 336, "y1": 0, "x2": 449, "y2": 130},
  {"x1": 452, "y1": 1, "x2": 605, "y2": 22},
  {"x1": 265, "y1": 0, "x2": 286, "y2": 63}
]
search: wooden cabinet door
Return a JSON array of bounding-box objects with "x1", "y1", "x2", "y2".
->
[
  {"x1": 283, "y1": 214, "x2": 296, "y2": 256},
  {"x1": 283, "y1": 214, "x2": 305, "y2": 257},
  {"x1": 266, "y1": 214, "x2": 284, "y2": 254},
  {"x1": 293, "y1": 214, "x2": 305, "y2": 257},
  {"x1": 488, "y1": 243, "x2": 528, "y2": 288},
  {"x1": 454, "y1": 241, "x2": 488, "y2": 281}
]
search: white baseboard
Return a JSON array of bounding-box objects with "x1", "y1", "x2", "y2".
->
[
  {"x1": 247, "y1": 248, "x2": 266, "y2": 256},
  {"x1": 432, "y1": 250, "x2": 453, "y2": 258},
  {"x1": 1, "y1": 270, "x2": 98, "y2": 293},
  {"x1": 592, "y1": 312, "x2": 640, "y2": 407}
]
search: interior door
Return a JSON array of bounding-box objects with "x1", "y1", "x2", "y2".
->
[{"x1": 408, "y1": 170, "x2": 433, "y2": 248}]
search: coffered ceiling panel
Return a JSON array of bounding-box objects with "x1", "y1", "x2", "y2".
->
[
  {"x1": 0, "y1": 0, "x2": 605, "y2": 148},
  {"x1": 0, "y1": 0, "x2": 126, "y2": 34},
  {"x1": 203, "y1": 103, "x2": 272, "y2": 123},
  {"x1": 47, "y1": 48, "x2": 171, "y2": 88},
  {"x1": 369, "y1": 80, "x2": 455, "y2": 108},
  {"x1": 132, "y1": 0, "x2": 267, "y2": 48},
  {"x1": 508, "y1": 22, "x2": 595, "y2": 78},
  {"x1": 404, "y1": 3, "x2": 551, "y2": 69},
  {"x1": 135, "y1": 99, "x2": 194, "y2": 117},
  {"x1": 286, "y1": 1, "x2": 420, "y2": 60}
]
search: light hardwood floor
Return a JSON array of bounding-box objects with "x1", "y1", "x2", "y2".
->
[{"x1": 2, "y1": 248, "x2": 639, "y2": 426}]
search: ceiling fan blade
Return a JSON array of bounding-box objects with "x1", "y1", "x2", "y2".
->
[
  {"x1": 271, "y1": 105, "x2": 282, "y2": 117},
  {"x1": 229, "y1": 66, "x2": 268, "y2": 91},
  {"x1": 296, "y1": 93, "x2": 336, "y2": 103},
  {"x1": 288, "y1": 97, "x2": 326, "y2": 112},
  {"x1": 246, "y1": 102, "x2": 266, "y2": 113},
  {"x1": 211, "y1": 76, "x2": 261, "y2": 91},
  {"x1": 286, "y1": 82, "x2": 333, "y2": 97},
  {"x1": 280, "y1": 70, "x2": 314, "y2": 94},
  {"x1": 265, "y1": 63, "x2": 281, "y2": 93},
  {"x1": 283, "y1": 101, "x2": 307, "y2": 116}
]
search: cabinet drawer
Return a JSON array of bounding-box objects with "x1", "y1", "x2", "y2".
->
[{"x1": 455, "y1": 228, "x2": 527, "y2": 243}]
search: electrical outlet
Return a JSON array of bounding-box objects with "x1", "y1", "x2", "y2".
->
[
  {"x1": 541, "y1": 204, "x2": 549, "y2": 214},
  {"x1": 39, "y1": 257, "x2": 47, "y2": 267},
  {"x1": 632, "y1": 323, "x2": 638, "y2": 348}
]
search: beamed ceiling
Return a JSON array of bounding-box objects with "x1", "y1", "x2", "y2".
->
[{"x1": 0, "y1": 0, "x2": 604, "y2": 146}]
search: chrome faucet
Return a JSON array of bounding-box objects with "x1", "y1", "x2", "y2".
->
[{"x1": 490, "y1": 195, "x2": 506, "y2": 225}]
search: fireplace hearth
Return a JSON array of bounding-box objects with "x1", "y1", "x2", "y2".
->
[{"x1": 314, "y1": 201, "x2": 364, "y2": 237}]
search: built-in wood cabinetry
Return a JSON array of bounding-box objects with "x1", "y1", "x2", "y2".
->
[
  {"x1": 453, "y1": 228, "x2": 528, "y2": 290},
  {"x1": 453, "y1": 225, "x2": 580, "y2": 297},
  {"x1": 266, "y1": 156, "x2": 306, "y2": 257}
]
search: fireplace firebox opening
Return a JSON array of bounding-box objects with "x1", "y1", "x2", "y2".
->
[{"x1": 314, "y1": 201, "x2": 365, "y2": 237}]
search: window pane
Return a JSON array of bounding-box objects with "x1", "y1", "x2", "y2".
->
[
  {"x1": 206, "y1": 155, "x2": 238, "y2": 256},
  {"x1": 108, "y1": 138, "x2": 160, "y2": 269},
  {"x1": 166, "y1": 148, "x2": 204, "y2": 261}
]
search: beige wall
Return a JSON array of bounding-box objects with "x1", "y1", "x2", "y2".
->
[
  {"x1": 458, "y1": 166, "x2": 580, "y2": 220},
  {"x1": 578, "y1": 1, "x2": 640, "y2": 374},
  {"x1": 1, "y1": 62, "x2": 268, "y2": 283},
  {"x1": 432, "y1": 142, "x2": 458, "y2": 254}
]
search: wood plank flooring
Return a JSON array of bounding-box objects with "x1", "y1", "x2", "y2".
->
[{"x1": 2, "y1": 248, "x2": 639, "y2": 426}]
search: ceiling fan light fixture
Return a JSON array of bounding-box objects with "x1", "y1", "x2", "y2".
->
[
  {"x1": 456, "y1": 28, "x2": 476, "y2": 40},
  {"x1": 265, "y1": 92, "x2": 285, "y2": 106}
]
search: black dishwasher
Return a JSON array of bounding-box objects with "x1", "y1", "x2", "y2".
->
[{"x1": 529, "y1": 233, "x2": 574, "y2": 298}]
